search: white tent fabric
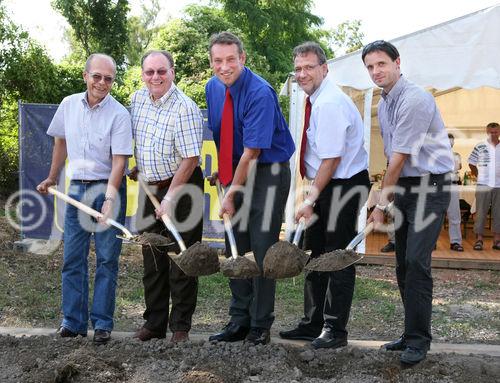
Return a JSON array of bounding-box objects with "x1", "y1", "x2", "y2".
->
[{"x1": 328, "y1": 5, "x2": 500, "y2": 91}]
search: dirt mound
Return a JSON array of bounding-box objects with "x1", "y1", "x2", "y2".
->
[{"x1": 0, "y1": 334, "x2": 498, "y2": 383}]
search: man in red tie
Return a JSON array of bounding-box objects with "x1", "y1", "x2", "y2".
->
[
  {"x1": 205, "y1": 32, "x2": 295, "y2": 345},
  {"x1": 279, "y1": 42, "x2": 370, "y2": 349}
]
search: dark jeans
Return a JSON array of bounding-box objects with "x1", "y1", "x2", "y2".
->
[
  {"x1": 299, "y1": 170, "x2": 370, "y2": 339},
  {"x1": 137, "y1": 167, "x2": 203, "y2": 334},
  {"x1": 394, "y1": 174, "x2": 451, "y2": 350},
  {"x1": 227, "y1": 162, "x2": 291, "y2": 329}
]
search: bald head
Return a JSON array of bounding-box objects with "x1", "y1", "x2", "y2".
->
[{"x1": 85, "y1": 53, "x2": 117, "y2": 76}]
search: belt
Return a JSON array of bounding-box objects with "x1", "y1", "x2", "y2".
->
[
  {"x1": 452, "y1": 181, "x2": 460, "y2": 185},
  {"x1": 71, "y1": 179, "x2": 108, "y2": 184},
  {"x1": 148, "y1": 177, "x2": 173, "y2": 189}
]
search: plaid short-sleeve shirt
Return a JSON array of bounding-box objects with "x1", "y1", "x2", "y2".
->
[{"x1": 131, "y1": 85, "x2": 203, "y2": 181}]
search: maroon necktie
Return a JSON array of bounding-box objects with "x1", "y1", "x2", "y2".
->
[
  {"x1": 299, "y1": 97, "x2": 311, "y2": 179},
  {"x1": 219, "y1": 88, "x2": 234, "y2": 186}
]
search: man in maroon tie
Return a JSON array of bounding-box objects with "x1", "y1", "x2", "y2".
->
[
  {"x1": 205, "y1": 32, "x2": 295, "y2": 345},
  {"x1": 279, "y1": 42, "x2": 370, "y2": 350}
]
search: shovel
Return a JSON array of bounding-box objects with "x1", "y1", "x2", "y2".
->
[
  {"x1": 137, "y1": 177, "x2": 219, "y2": 277},
  {"x1": 263, "y1": 219, "x2": 310, "y2": 279},
  {"x1": 47, "y1": 186, "x2": 171, "y2": 246},
  {"x1": 215, "y1": 180, "x2": 261, "y2": 279},
  {"x1": 304, "y1": 222, "x2": 374, "y2": 272}
]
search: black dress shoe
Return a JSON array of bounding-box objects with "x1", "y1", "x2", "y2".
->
[
  {"x1": 382, "y1": 336, "x2": 406, "y2": 351},
  {"x1": 246, "y1": 328, "x2": 270, "y2": 345},
  {"x1": 209, "y1": 322, "x2": 249, "y2": 342},
  {"x1": 400, "y1": 346, "x2": 427, "y2": 365},
  {"x1": 57, "y1": 326, "x2": 86, "y2": 338},
  {"x1": 279, "y1": 327, "x2": 319, "y2": 341},
  {"x1": 380, "y1": 242, "x2": 395, "y2": 253},
  {"x1": 311, "y1": 328, "x2": 347, "y2": 349},
  {"x1": 93, "y1": 329, "x2": 111, "y2": 345}
]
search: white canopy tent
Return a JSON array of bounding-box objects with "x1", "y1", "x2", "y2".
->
[{"x1": 283, "y1": 5, "x2": 500, "y2": 244}]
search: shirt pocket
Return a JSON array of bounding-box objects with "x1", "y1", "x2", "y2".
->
[{"x1": 90, "y1": 130, "x2": 112, "y2": 162}]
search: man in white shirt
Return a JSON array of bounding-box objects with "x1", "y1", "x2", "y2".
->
[
  {"x1": 279, "y1": 42, "x2": 370, "y2": 349},
  {"x1": 468, "y1": 122, "x2": 500, "y2": 250},
  {"x1": 37, "y1": 53, "x2": 133, "y2": 345}
]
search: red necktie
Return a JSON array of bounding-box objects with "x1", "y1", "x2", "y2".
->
[
  {"x1": 219, "y1": 88, "x2": 234, "y2": 186},
  {"x1": 299, "y1": 97, "x2": 311, "y2": 179}
]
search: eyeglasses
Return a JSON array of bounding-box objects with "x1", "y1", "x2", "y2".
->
[
  {"x1": 88, "y1": 72, "x2": 114, "y2": 84},
  {"x1": 294, "y1": 63, "x2": 321, "y2": 75},
  {"x1": 143, "y1": 68, "x2": 171, "y2": 77}
]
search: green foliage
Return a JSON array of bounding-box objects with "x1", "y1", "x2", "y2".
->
[
  {"x1": 52, "y1": 0, "x2": 130, "y2": 67},
  {"x1": 111, "y1": 65, "x2": 143, "y2": 105},
  {"x1": 328, "y1": 20, "x2": 365, "y2": 57},
  {"x1": 126, "y1": 0, "x2": 160, "y2": 66},
  {"x1": 149, "y1": 5, "x2": 234, "y2": 106},
  {"x1": 218, "y1": 0, "x2": 324, "y2": 85}
]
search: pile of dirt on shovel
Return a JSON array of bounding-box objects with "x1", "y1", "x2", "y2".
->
[
  {"x1": 220, "y1": 256, "x2": 261, "y2": 278},
  {"x1": 305, "y1": 249, "x2": 361, "y2": 271},
  {"x1": 173, "y1": 242, "x2": 220, "y2": 276},
  {"x1": 0, "y1": 334, "x2": 498, "y2": 383},
  {"x1": 263, "y1": 241, "x2": 308, "y2": 278}
]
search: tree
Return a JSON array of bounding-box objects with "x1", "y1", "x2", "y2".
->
[
  {"x1": 149, "y1": 5, "x2": 234, "y2": 106},
  {"x1": 52, "y1": 0, "x2": 130, "y2": 67},
  {"x1": 328, "y1": 20, "x2": 364, "y2": 57},
  {"x1": 217, "y1": 0, "x2": 325, "y2": 84},
  {"x1": 126, "y1": 0, "x2": 160, "y2": 66}
]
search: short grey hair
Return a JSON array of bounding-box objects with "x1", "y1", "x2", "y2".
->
[
  {"x1": 141, "y1": 50, "x2": 175, "y2": 69},
  {"x1": 293, "y1": 42, "x2": 327, "y2": 65},
  {"x1": 85, "y1": 53, "x2": 117, "y2": 75}
]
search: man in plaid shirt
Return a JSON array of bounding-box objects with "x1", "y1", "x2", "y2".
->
[{"x1": 129, "y1": 50, "x2": 204, "y2": 343}]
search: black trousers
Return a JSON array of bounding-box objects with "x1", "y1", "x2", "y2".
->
[
  {"x1": 394, "y1": 174, "x2": 450, "y2": 350},
  {"x1": 227, "y1": 162, "x2": 291, "y2": 329},
  {"x1": 137, "y1": 166, "x2": 203, "y2": 334},
  {"x1": 299, "y1": 170, "x2": 370, "y2": 339}
]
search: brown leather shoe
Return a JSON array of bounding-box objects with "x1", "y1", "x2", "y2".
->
[
  {"x1": 170, "y1": 331, "x2": 189, "y2": 343},
  {"x1": 133, "y1": 326, "x2": 166, "y2": 341}
]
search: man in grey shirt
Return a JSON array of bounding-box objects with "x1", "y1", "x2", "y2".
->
[{"x1": 362, "y1": 40, "x2": 453, "y2": 365}]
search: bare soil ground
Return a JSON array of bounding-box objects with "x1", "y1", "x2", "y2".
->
[{"x1": 0, "y1": 216, "x2": 499, "y2": 382}]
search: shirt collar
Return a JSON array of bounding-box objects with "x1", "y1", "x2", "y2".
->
[
  {"x1": 227, "y1": 66, "x2": 248, "y2": 95},
  {"x1": 81, "y1": 92, "x2": 111, "y2": 109},
  {"x1": 149, "y1": 84, "x2": 177, "y2": 106},
  {"x1": 381, "y1": 74, "x2": 405, "y2": 102},
  {"x1": 309, "y1": 76, "x2": 330, "y2": 105}
]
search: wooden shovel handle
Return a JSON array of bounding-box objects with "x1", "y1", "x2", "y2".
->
[
  {"x1": 137, "y1": 176, "x2": 187, "y2": 252},
  {"x1": 47, "y1": 186, "x2": 134, "y2": 239}
]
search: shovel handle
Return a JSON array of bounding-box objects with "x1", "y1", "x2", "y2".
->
[
  {"x1": 47, "y1": 186, "x2": 134, "y2": 239},
  {"x1": 292, "y1": 219, "x2": 305, "y2": 246},
  {"x1": 215, "y1": 180, "x2": 239, "y2": 258},
  {"x1": 346, "y1": 222, "x2": 374, "y2": 251},
  {"x1": 137, "y1": 177, "x2": 187, "y2": 252}
]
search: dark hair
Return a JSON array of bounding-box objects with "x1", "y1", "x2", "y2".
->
[
  {"x1": 361, "y1": 40, "x2": 400, "y2": 62},
  {"x1": 209, "y1": 31, "x2": 244, "y2": 56},
  {"x1": 85, "y1": 53, "x2": 116, "y2": 75},
  {"x1": 448, "y1": 133, "x2": 454, "y2": 139},
  {"x1": 141, "y1": 50, "x2": 174, "y2": 69},
  {"x1": 487, "y1": 122, "x2": 500, "y2": 129},
  {"x1": 293, "y1": 41, "x2": 327, "y2": 65}
]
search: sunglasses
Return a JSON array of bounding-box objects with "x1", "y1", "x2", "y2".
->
[
  {"x1": 143, "y1": 68, "x2": 170, "y2": 77},
  {"x1": 88, "y1": 72, "x2": 114, "y2": 84}
]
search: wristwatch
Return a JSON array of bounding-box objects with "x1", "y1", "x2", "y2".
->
[
  {"x1": 375, "y1": 203, "x2": 388, "y2": 214},
  {"x1": 303, "y1": 198, "x2": 315, "y2": 207}
]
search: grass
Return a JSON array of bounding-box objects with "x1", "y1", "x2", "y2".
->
[{"x1": 0, "y1": 240, "x2": 498, "y2": 344}]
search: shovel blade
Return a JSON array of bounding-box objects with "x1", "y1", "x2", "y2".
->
[
  {"x1": 220, "y1": 255, "x2": 261, "y2": 279},
  {"x1": 263, "y1": 241, "x2": 309, "y2": 279},
  {"x1": 304, "y1": 250, "x2": 363, "y2": 272},
  {"x1": 169, "y1": 242, "x2": 220, "y2": 277}
]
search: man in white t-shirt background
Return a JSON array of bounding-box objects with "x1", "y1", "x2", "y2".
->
[{"x1": 468, "y1": 122, "x2": 500, "y2": 251}]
